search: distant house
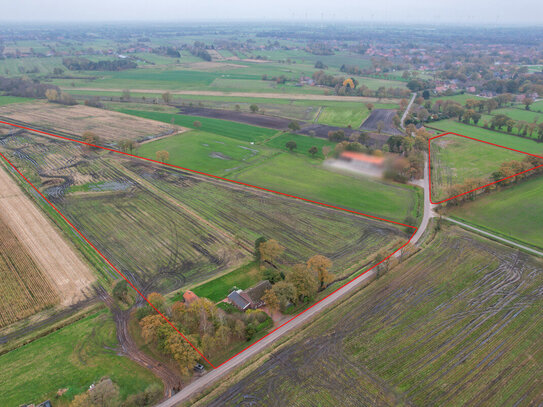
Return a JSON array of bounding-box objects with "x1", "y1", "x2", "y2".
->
[
  {"x1": 340, "y1": 151, "x2": 384, "y2": 168},
  {"x1": 183, "y1": 291, "x2": 198, "y2": 305},
  {"x1": 228, "y1": 280, "x2": 273, "y2": 311}
]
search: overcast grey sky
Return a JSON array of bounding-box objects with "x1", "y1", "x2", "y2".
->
[{"x1": 2, "y1": 0, "x2": 542, "y2": 25}]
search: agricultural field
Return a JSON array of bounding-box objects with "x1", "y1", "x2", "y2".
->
[
  {"x1": 449, "y1": 175, "x2": 543, "y2": 250},
  {"x1": 200, "y1": 227, "x2": 543, "y2": 407},
  {"x1": 0, "y1": 157, "x2": 96, "y2": 306},
  {"x1": 1, "y1": 130, "x2": 404, "y2": 297},
  {"x1": 0, "y1": 95, "x2": 34, "y2": 106},
  {"x1": 138, "y1": 130, "x2": 275, "y2": 176},
  {"x1": 0, "y1": 309, "x2": 161, "y2": 406},
  {"x1": 430, "y1": 133, "x2": 525, "y2": 202},
  {"x1": 492, "y1": 107, "x2": 543, "y2": 122},
  {"x1": 263, "y1": 133, "x2": 335, "y2": 158},
  {"x1": 118, "y1": 109, "x2": 278, "y2": 142},
  {"x1": 430, "y1": 93, "x2": 486, "y2": 104},
  {"x1": 0, "y1": 101, "x2": 183, "y2": 143},
  {"x1": 231, "y1": 153, "x2": 420, "y2": 223},
  {"x1": 0, "y1": 215, "x2": 59, "y2": 327},
  {"x1": 428, "y1": 119, "x2": 543, "y2": 155}
]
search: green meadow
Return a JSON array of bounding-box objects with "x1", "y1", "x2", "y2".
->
[
  {"x1": 0, "y1": 309, "x2": 160, "y2": 406},
  {"x1": 449, "y1": 175, "x2": 543, "y2": 249}
]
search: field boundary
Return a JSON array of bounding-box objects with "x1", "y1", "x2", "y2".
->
[
  {"x1": 428, "y1": 132, "x2": 543, "y2": 204},
  {"x1": 0, "y1": 119, "x2": 417, "y2": 369}
]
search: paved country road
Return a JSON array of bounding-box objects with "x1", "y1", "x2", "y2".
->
[{"x1": 401, "y1": 92, "x2": 416, "y2": 131}]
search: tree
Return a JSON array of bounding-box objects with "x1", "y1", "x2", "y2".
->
[
  {"x1": 235, "y1": 104, "x2": 241, "y2": 111},
  {"x1": 139, "y1": 315, "x2": 166, "y2": 344},
  {"x1": 121, "y1": 89, "x2": 131, "y2": 102},
  {"x1": 308, "y1": 146, "x2": 318, "y2": 157},
  {"x1": 156, "y1": 150, "x2": 170, "y2": 163},
  {"x1": 259, "y1": 239, "x2": 284, "y2": 265},
  {"x1": 45, "y1": 88, "x2": 59, "y2": 102},
  {"x1": 89, "y1": 378, "x2": 120, "y2": 407},
  {"x1": 147, "y1": 292, "x2": 166, "y2": 314},
  {"x1": 272, "y1": 281, "x2": 297, "y2": 311},
  {"x1": 254, "y1": 236, "x2": 268, "y2": 261},
  {"x1": 322, "y1": 145, "x2": 331, "y2": 158},
  {"x1": 524, "y1": 97, "x2": 534, "y2": 110},
  {"x1": 249, "y1": 104, "x2": 259, "y2": 113},
  {"x1": 112, "y1": 280, "x2": 132, "y2": 305},
  {"x1": 286, "y1": 264, "x2": 318, "y2": 301},
  {"x1": 417, "y1": 108, "x2": 429, "y2": 123},
  {"x1": 262, "y1": 288, "x2": 279, "y2": 312},
  {"x1": 162, "y1": 92, "x2": 172, "y2": 104},
  {"x1": 285, "y1": 140, "x2": 297, "y2": 152},
  {"x1": 193, "y1": 120, "x2": 202, "y2": 128},
  {"x1": 377, "y1": 120, "x2": 384, "y2": 134},
  {"x1": 307, "y1": 255, "x2": 333, "y2": 289},
  {"x1": 166, "y1": 333, "x2": 198, "y2": 375},
  {"x1": 288, "y1": 120, "x2": 301, "y2": 131},
  {"x1": 366, "y1": 102, "x2": 374, "y2": 111},
  {"x1": 83, "y1": 131, "x2": 100, "y2": 150}
]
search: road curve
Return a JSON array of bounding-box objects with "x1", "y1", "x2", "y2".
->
[{"x1": 410, "y1": 154, "x2": 436, "y2": 245}]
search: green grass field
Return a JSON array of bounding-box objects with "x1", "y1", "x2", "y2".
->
[
  {"x1": 0, "y1": 95, "x2": 34, "y2": 106},
  {"x1": 449, "y1": 175, "x2": 543, "y2": 249},
  {"x1": 232, "y1": 153, "x2": 419, "y2": 223},
  {"x1": 0, "y1": 309, "x2": 161, "y2": 406},
  {"x1": 429, "y1": 119, "x2": 543, "y2": 155},
  {"x1": 188, "y1": 261, "x2": 262, "y2": 303},
  {"x1": 264, "y1": 132, "x2": 335, "y2": 158},
  {"x1": 430, "y1": 134, "x2": 525, "y2": 201},
  {"x1": 492, "y1": 107, "x2": 543, "y2": 122},
  {"x1": 138, "y1": 130, "x2": 275, "y2": 175},
  {"x1": 317, "y1": 105, "x2": 369, "y2": 127},
  {"x1": 430, "y1": 94, "x2": 486, "y2": 104},
  {"x1": 118, "y1": 109, "x2": 278, "y2": 142}
]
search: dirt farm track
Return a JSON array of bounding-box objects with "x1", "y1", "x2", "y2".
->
[{"x1": 0, "y1": 161, "x2": 95, "y2": 305}]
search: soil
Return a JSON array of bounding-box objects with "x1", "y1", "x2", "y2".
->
[
  {"x1": 0, "y1": 162, "x2": 96, "y2": 306},
  {"x1": 296, "y1": 123, "x2": 359, "y2": 139},
  {"x1": 360, "y1": 109, "x2": 404, "y2": 136},
  {"x1": 177, "y1": 106, "x2": 293, "y2": 129},
  {"x1": 0, "y1": 101, "x2": 186, "y2": 143}
]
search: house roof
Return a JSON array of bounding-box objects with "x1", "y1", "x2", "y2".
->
[
  {"x1": 228, "y1": 290, "x2": 250, "y2": 310},
  {"x1": 340, "y1": 151, "x2": 385, "y2": 165},
  {"x1": 244, "y1": 280, "x2": 273, "y2": 304},
  {"x1": 183, "y1": 291, "x2": 198, "y2": 304}
]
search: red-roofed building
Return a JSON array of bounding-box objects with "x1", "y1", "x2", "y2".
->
[{"x1": 183, "y1": 291, "x2": 198, "y2": 305}]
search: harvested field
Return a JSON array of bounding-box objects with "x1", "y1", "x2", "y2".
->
[
  {"x1": 1, "y1": 131, "x2": 402, "y2": 295},
  {"x1": 177, "y1": 106, "x2": 293, "y2": 129},
  {"x1": 360, "y1": 108, "x2": 403, "y2": 136},
  {"x1": 0, "y1": 100, "x2": 184, "y2": 144},
  {"x1": 203, "y1": 226, "x2": 543, "y2": 407},
  {"x1": 0, "y1": 161, "x2": 95, "y2": 307},
  {"x1": 0, "y1": 215, "x2": 59, "y2": 328}
]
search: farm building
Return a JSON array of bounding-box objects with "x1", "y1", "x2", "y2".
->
[
  {"x1": 183, "y1": 291, "x2": 198, "y2": 305},
  {"x1": 228, "y1": 281, "x2": 272, "y2": 311},
  {"x1": 340, "y1": 151, "x2": 385, "y2": 171}
]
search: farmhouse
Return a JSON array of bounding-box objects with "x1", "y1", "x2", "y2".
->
[
  {"x1": 183, "y1": 291, "x2": 198, "y2": 305},
  {"x1": 228, "y1": 281, "x2": 272, "y2": 311},
  {"x1": 340, "y1": 151, "x2": 384, "y2": 171}
]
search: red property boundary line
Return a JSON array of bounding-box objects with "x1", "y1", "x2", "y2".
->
[
  {"x1": 0, "y1": 119, "x2": 417, "y2": 369},
  {"x1": 428, "y1": 132, "x2": 543, "y2": 205}
]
